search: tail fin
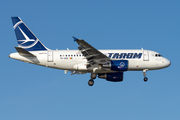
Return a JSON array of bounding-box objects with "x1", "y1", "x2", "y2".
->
[{"x1": 11, "y1": 17, "x2": 48, "y2": 51}]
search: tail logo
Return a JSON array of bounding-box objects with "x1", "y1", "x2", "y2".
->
[
  {"x1": 13, "y1": 20, "x2": 39, "y2": 49},
  {"x1": 12, "y1": 17, "x2": 48, "y2": 51},
  {"x1": 18, "y1": 27, "x2": 36, "y2": 45},
  {"x1": 118, "y1": 62, "x2": 125, "y2": 69}
]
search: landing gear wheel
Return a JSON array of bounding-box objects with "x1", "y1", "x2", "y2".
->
[
  {"x1": 144, "y1": 77, "x2": 148, "y2": 82},
  {"x1": 88, "y1": 79, "x2": 94, "y2": 86},
  {"x1": 91, "y1": 73, "x2": 97, "y2": 79}
]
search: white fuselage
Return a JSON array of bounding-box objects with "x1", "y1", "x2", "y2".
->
[{"x1": 9, "y1": 49, "x2": 171, "y2": 73}]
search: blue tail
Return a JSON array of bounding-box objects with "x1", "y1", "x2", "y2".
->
[{"x1": 11, "y1": 17, "x2": 48, "y2": 51}]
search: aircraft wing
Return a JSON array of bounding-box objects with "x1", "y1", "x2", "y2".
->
[{"x1": 73, "y1": 37, "x2": 110, "y2": 65}]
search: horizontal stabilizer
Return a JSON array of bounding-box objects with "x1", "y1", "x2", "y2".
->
[{"x1": 15, "y1": 47, "x2": 36, "y2": 57}]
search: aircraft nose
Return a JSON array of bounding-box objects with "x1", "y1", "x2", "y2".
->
[{"x1": 163, "y1": 58, "x2": 171, "y2": 68}]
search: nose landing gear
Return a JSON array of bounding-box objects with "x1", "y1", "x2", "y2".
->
[
  {"x1": 88, "y1": 73, "x2": 97, "y2": 86},
  {"x1": 143, "y1": 69, "x2": 148, "y2": 82},
  {"x1": 144, "y1": 77, "x2": 148, "y2": 82}
]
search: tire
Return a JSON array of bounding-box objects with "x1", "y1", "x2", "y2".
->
[
  {"x1": 144, "y1": 77, "x2": 148, "y2": 82},
  {"x1": 88, "y1": 79, "x2": 94, "y2": 86},
  {"x1": 91, "y1": 73, "x2": 97, "y2": 79}
]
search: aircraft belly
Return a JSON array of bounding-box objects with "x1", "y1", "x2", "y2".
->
[{"x1": 57, "y1": 59, "x2": 86, "y2": 70}]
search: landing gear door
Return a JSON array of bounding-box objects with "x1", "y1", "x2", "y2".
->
[
  {"x1": 47, "y1": 51, "x2": 53, "y2": 62},
  {"x1": 143, "y1": 50, "x2": 149, "y2": 61}
]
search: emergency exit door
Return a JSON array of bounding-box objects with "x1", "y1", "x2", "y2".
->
[
  {"x1": 47, "y1": 51, "x2": 53, "y2": 62},
  {"x1": 143, "y1": 50, "x2": 149, "y2": 61}
]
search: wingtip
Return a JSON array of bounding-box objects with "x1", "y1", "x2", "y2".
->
[{"x1": 72, "y1": 36, "x2": 78, "y2": 42}]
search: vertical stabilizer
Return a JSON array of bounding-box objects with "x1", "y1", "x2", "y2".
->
[{"x1": 11, "y1": 17, "x2": 48, "y2": 51}]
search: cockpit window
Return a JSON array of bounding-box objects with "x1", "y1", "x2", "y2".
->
[{"x1": 155, "y1": 54, "x2": 162, "y2": 57}]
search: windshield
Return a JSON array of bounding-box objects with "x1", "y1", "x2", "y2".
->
[{"x1": 155, "y1": 54, "x2": 162, "y2": 57}]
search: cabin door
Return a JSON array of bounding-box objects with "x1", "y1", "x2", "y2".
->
[
  {"x1": 47, "y1": 51, "x2": 53, "y2": 62},
  {"x1": 143, "y1": 50, "x2": 149, "y2": 61}
]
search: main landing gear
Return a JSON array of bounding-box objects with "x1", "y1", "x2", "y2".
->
[
  {"x1": 88, "y1": 73, "x2": 97, "y2": 86},
  {"x1": 143, "y1": 69, "x2": 148, "y2": 82}
]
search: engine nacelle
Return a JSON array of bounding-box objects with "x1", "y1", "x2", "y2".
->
[
  {"x1": 98, "y1": 72, "x2": 123, "y2": 82},
  {"x1": 102, "y1": 60, "x2": 128, "y2": 71}
]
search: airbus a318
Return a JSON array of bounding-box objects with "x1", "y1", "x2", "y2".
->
[{"x1": 9, "y1": 17, "x2": 171, "y2": 86}]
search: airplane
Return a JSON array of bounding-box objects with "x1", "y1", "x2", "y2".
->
[{"x1": 9, "y1": 17, "x2": 171, "y2": 86}]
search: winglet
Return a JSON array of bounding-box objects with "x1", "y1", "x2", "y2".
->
[{"x1": 72, "y1": 36, "x2": 78, "y2": 42}]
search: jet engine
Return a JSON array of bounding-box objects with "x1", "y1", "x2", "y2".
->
[
  {"x1": 102, "y1": 60, "x2": 128, "y2": 71},
  {"x1": 98, "y1": 72, "x2": 123, "y2": 82}
]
